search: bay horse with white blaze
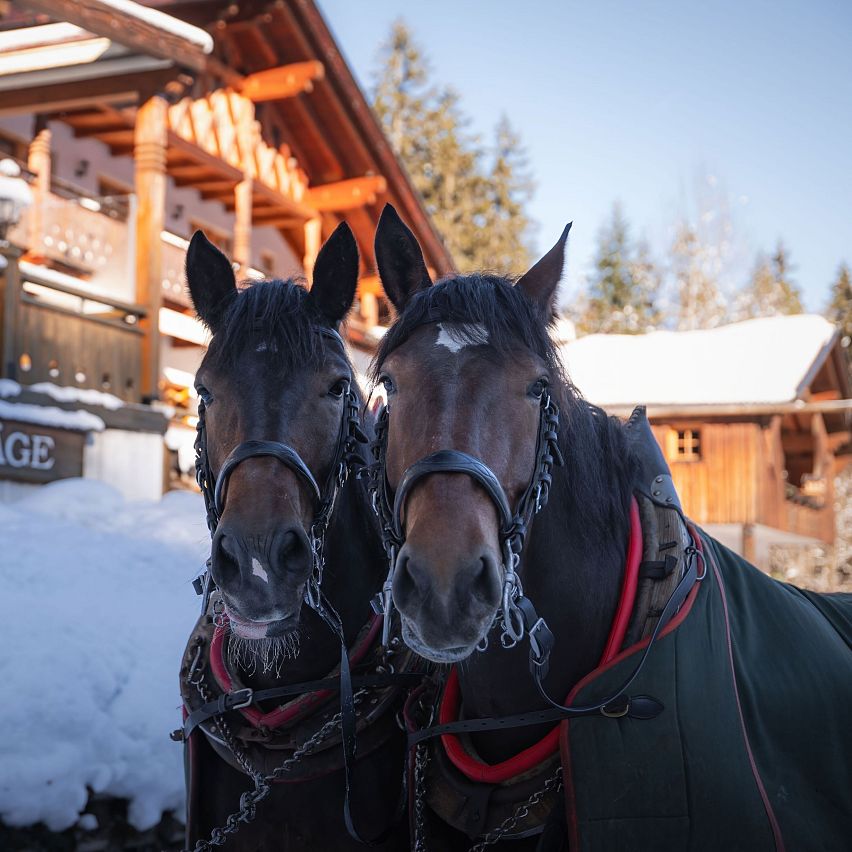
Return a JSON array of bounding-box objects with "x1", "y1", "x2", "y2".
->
[
  {"x1": 177, "y1": 225, "x2": 416, "y2": 851},
  {"x1": 369, "y1": 205, "x2": 852, "y2": 851}
]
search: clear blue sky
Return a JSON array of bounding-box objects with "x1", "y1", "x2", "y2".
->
[{"x1": 318, "y1": 0, "x2": 851, "y2": 311}]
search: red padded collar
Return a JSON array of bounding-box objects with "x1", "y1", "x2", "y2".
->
[
  {"x1": 209, "y1": 613, "x2": 382, "y2": 731},
  {"x1": 439, "y1": 497, "x2": 643, "y2": 784}
]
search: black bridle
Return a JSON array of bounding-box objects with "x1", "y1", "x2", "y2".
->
[
  {"x1": 368, "y1": 389, "x2": 563, "y2": 650},
  {"x1": 193, "y1": 327, "x2": 365, "y2": 607},
  {"x1": 190, "y1": 326, "x2": 410, "y2": 847},
  {"x1": 368, "y1": 382, "x2": 704, "y2": 742}
]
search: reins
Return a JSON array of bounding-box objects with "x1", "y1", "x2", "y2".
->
[{"x1": 188, "y1": 325, "x2": 415, "y2": 849}]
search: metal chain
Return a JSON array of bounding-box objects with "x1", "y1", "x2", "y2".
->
[
  {"x1": 412, "y1": 742, "x2": 431, "y2": 852},
  {"x1": 186, "y1": 664, "x2": 366, "y2": 851},
  {"x1": 468, "y1": 767, "x2": 563, "y2": 852}
]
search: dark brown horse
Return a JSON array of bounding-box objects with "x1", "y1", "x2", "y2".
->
[
  {"x1": 369, "y1": 206, "x2": 852, "y2": 852},
  {"x1": 179, "y1": 225, "x2": 411, "y2": 851}
]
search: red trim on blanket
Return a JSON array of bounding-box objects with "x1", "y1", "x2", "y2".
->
[
  {"x1": 209, "y1": 613, "x2": 383, "y2": 731},
  {"x1": 561, "y1": 527, "x2": 703, "y2": 851},
  {"x1": 439, "y1": 498, "x2": 643, "y2": 784},
  {"x1": 710, "y1": 548, "x2": 786, "y2": 851}
]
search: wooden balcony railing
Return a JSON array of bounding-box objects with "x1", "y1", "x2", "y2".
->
[{"x1": 4, "y1": 261, "x2": 146, "y2": 403}]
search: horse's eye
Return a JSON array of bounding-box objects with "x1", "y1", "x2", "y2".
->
[
  {"x1": 528, "y1": 377, "x2": 549, "y2": 399},
  {"x1": 378, "y1": 375, "x2": 396, "y2": 395},
  {"x1": 328, "y1": 378, "x2": 349, "y2": 399},
  {"x1": 195, "y1": 385, "x2": 213, "y2": 405}
]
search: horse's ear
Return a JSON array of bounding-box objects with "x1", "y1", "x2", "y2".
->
[
  {"x1": 185, "y1": 230, "x2": 236, "y2": 333},
  {"x1": 375, "y1": 204, "x2": 432, "y2": 311},
  {"x1": 309, "y1": 221, "x2": 359, "y2": 325},
  {"x1": 515, "y1": 223, "x2": 572, "y2": 314}
]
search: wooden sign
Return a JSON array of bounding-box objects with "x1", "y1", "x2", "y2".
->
[{"x1": 0, "y1": 419, "x2": 85, "y2": 484}]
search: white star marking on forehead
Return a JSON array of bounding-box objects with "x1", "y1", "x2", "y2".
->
[{"x1": 434, "y1": 322, "x2": 489, "y2": 353}]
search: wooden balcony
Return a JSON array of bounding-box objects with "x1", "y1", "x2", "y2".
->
[
  {"x1": 12, "y1": 178, "x2": 136, "y2": 305},
  {"x1": 3, "y1": 262, "x2": 146, "y2": 403}
]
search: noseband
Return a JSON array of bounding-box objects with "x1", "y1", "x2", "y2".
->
[
  {"x1": 368, "y1": 390, "x2": 563, "y2": 649},
  {"x1": 193, "y1": 326, "x2": 366, "y2": 610}
]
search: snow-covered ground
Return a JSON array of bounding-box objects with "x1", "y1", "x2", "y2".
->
[{"x1": 0, "y1": 479, "x2": 208, "y2": 831}]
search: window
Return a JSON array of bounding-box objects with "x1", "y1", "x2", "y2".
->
[
  {"x1": 665, "y1": 426, "x2": 702, "y2": 462},
  {"x1": 675, "y1": 428, "x2": 701, "y2": 461}
]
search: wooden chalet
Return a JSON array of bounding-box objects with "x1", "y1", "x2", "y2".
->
[
  {"x1": 0, "y1": 0, "x2": 452, "y2": 500},
  {"x1": 561, "y1": 315, "x2": 852, "y2": 571}
]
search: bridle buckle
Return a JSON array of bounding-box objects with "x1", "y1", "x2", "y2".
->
[{"x1": 228, "y1": 687, "x2": 254, "y2": 711}]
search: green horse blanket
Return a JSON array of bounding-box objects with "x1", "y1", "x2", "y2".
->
[{"x1": 560, "y1": 532, "x2": 852, "y2": 852}]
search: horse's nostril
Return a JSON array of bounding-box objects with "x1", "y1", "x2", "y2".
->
[
  {"x1": 212, "y1": 533, "x2": 241, "y2": 586},
  {"x1": 271, "y1": 528, "x2": 311, "y2": 577},
  {"x1": 468, "y1": 555, "x2": 502, "y2": 604}
]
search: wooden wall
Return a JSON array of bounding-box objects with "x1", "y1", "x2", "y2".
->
[
  {"x1": 650, "y1": 417, "x2": 835, "y2": 542},
  {"x1": 650, "y1": 420, "x2": 761, "y2": 525}
]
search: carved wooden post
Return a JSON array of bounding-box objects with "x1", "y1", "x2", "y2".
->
[
  {"x1": 234, "y1": 179, "x2": 253, "y2": 272},
  {"x1": 360, "y1": 292, "x2": 379, "y2": 327},
  {"x1": 134, "y1": 95, "x2": 168, "y2": 402},
  {"x1": 303, "y1": 216, "x2": 322, "y2": 285},
  {"x1": 233, "y1": 99, "x2": 257, "y2": 273},
  {"x1": 27, "y1": 119, "x2": 51, "y2": 258}
]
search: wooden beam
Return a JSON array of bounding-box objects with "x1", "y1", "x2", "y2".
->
[
  {"x1": 233, "y1": 179, "x2": 252, "y2": 269},
  {"x1": 166, "y1": 131, "x2": 244, "y2": 183},
  {"x1": 239, "y1": 61, "x2": 325, "y2": 103},
  {"x1": 71, "y1": 121, "x2": 133, "y2": 138},
  {"x1": 134, "y1": 95, "x2": 168, "y2": 402},
  {"x1": 0, "y1": 79, "x2": 137, "y2": 117},
  {"x1": 21, "y1": 0, "x2": 210, "y2": 72},
  {"x1": 357, "y1": 275, "x2": 383, "y2": 298},
  {"x1": 781, "y1": 434, "x2": 818, "y2": 453},
  {"x1": 303, "y1": 217, "x2": 322, "y2": 285},
  {"x1": 169, "y1": 165, "x2": 219, "y2": 182},
  {"x1": 252, "y1": 215, "x2": 303, "y2": 229},
  {"x1": 198, "y1": 180, "x2": 239, "y2": 200},
  {"x1": 304, "y1": 176, "x2": 387, "y2": 212}
]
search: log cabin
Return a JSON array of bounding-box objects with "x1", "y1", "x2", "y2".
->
[
  {"x1": 0, "y1": 0, "x2": 453, "y2": 501},
  {"x1": 561, "y1": 314, "x2": 852, "y2": 574}
]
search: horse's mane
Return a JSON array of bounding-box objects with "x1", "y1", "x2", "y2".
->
[
  {"x1": 205, "y1": 278, "x2": 334, "y2": 373},
  {"x1": 373, "y1": 274, "x2": 638, "y2": 549}
]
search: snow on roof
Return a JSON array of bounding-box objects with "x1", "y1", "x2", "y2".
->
[
  {"x1": 0, "y1": 400, "x2": 105, "y2": 431},
  {"x1": 0, "y1": 480, "x2": 206, "y2": 830},
  {"x1": 27, "y1": 382, "x2": 125, "y2": 411},
  {"x1": 95, "y1": 0, "x2": 213, "y2": 53},
  {"x1": 560, "y1": 314, "x2": 839, "y2": 407}
]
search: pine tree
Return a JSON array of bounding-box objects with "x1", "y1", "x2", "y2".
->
[
  {"x1": 579, "y1": 205, "x2": 660, "y2": 334},
  {"x1": 827, "y1": 262, "x2": 852, "y2": 345},
  {"x1": 481, "y1": 115, "x2": 534, "y2": 275},
  {"x1": 671, "y1": 221, "x2": 728, "y2": 330},
  {"x1": 372, "y1": 22, "x2": 533, "y2": 273},
  {"x1": 737, "y1": 242, "x2": 804, "y2": 319}
]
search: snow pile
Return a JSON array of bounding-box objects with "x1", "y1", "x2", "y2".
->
[
  {"x1": 0, "y1": 379, "x2": 21, "y2": 399},
  {"x1": 27, "y1": 382, "x2": 125, "y2": 411},
  {"x1": 0, "y1": 400, "x2": 105, "y2": 432},
  {"x1": 0, "y1": 480, "x2": 208, "y2": 831},
  {"x1": 561, "y1": 314, "x2": 838, "y2": 406}
]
